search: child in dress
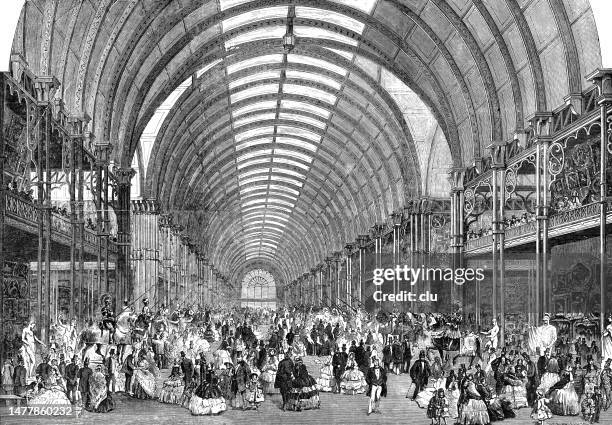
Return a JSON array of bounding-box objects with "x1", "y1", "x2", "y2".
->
[
  {"x1": 531, "y1": 390, "x2": 553, "y2": 425},
  {"x1": 581, "y1": 388, "x2": 596, "y2": 423},
  {"x1": 427, "y1": 388, "x2": 449, "y2": 425},
  {"x1": 245, "y1": 372, "x2": 264, "y2": 410}
]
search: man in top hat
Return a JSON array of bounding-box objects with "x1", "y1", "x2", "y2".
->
[
  {"x1": 275, "y1": 350, "x2": 294, "y2": 411},
  {"x1": 366, "y1": 357, "x2": 387, "y2": 415},
  {"x1": 409, "y1": 350, "x2": 431, "y2": 400},
  {"x1": 332, "y1": 344, "x2": 348, "y2": 393}
]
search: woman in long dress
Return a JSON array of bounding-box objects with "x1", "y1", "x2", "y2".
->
[
  {"x1": 339, "y1": 352, "x2": 367, "y2": 395},
  {"x1": 500, "y1": 365, "x2": 528, "y2": 409},
  {"x1": 88, "y1": 365, "x2": 115, "y2": 413},
  {"x1": 538, "y1": 356, "x2": 560, "y2": 394},
  {"x1": 27, "y1": 367, "x2": 72, "y2": 411},
  {"x1": 548, "y1": 366, "x2": 580, "y2": 416},
  {"x1": 316, "y1": 354, "x2": 334, "y2": 392},
  {"x1": 459, "y1": 376, "x2": 490, "y2": 425},
  {"x1": 158, "y1": 359, "x2": 184, "y2": 405},
  {"x1": 132, "y1": 355, "x2": 157, "y2": 399},
  {"x1": 260, "y1": 350, "x2": 279, "y2": 394},
  {"x1": 287, "y1": 357, "x2": 320, "y2": 411},
  {"x1": 189, "y1": 363, "x2": 227, "y2": 415},
  {"x1": 601, "y1": 316, "x2": 612, "y2": 366}
]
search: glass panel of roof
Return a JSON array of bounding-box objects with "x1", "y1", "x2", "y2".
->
[
  {"x1": 236, "y1": 138, "x2": 272, "y2": 150},
  {"x1": 272, "y1": 157, "x2": 310, "y2": 169},
  {"x1": 269, "y1": 175, "x2": 303, "y2": 187},
  {"x1": 294, "y1": 26, "x2": 359, "y2": 46},
  {"x1": 324, "y1": 47, "x2": 355, "y2": 61},
  {"x1": 242, "y1": 205, "x2": 292, "y2": 213},
  {"x1": 296, "y1": 7, "x2": 365, "y2": 33},
  {"x1": 264, "y1": 220, "x2": 286, "y2": 228},
  {"x1": 265, "y1": 198, "x2": 295, "y2": 207},
  {"x1": 329, "y1": 0, "x2": 377, "y2": 14},
  {"x1": 196, "y1": 59, "x2": 223, "y2": 78},
  {"x1": 240, "y1": 191, "x2": 270, "y2": 201},
  {"x1": 240, "y1": 185, "x2": 268, "y2": 195},
  {"x1": 285, "y1": 70, "x2": 341, "y2": 90},
  {"x1": 277, "y1": 125, "x2": 322, "y2": 142},
  {"x1": 227, "y1": 54, "x2": 283, "y2": 74},
  {"x1": 274, "y1": 148, "x2": 313, "y2": 163},
  {"x1": 276, "y1": 137, "x2": 318, "y2": 151},
  {"x1": 222, "y1": 7, "x2": 288, "y2": 32},
  {"x1": 288, "y1": 54, "x2": 347, "y2": 76},
  {"x1": 233, "y1": 100, "x2": 277, "y2": 117},
  {"x1": 281, "y1": 100, "x2": 331, "y2": 118},
  {"x1": 239, "y1": 176, "x2": 269, "y2": 186},
  {"x1": 239, "y1": 168, "x2": 269, "y2": 178},
  {"x1": 231, "y1": 84, "x2": 279, "y2": 103},
  {"x1": 234, "y1": 113, "x2": 276, "y2": 127},
  {"x1": 283, "y1": 84, "x2": 336, "y2": 104},
  {"x1": 271, "y1": 168, "x2": 306, "y2": 180},
  {"x1": 278, "y1": 112, "x2": 326, "y2": 129},
  {"x1": 235, "y1": 126, "x2": 274, "y2": 142},
  {"x1": 237, "y1": 149, "x2": 272, "y2": 162},
  {"x1": 261, "y1": 241, "x2": 278, "y2": 248},
  {"x1": 219, "y1": 0, "x2": 256, "y2": 11},
  {"x1": 237, "y1": 158, "x2": 271, "y2": 169},
  {"x1": 264, "y1": 213, "x2": 289, "y2": 221},
  {"x1": 229, "y1": 70, "x2": 281, "y2": 89},
  {"x1": 225, "y1": 26, "x2": 285, "y2": 49},
  {"x1": 244, "y1": 219, "x2": 265, "y2": 226},
  {"x1": 268, "y1": 184, "x2": 300, "y2": 196}
]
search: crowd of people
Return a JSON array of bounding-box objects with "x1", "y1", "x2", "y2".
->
[{"x1": 1, "y1": 303, "x2": 611, "y2": 424}]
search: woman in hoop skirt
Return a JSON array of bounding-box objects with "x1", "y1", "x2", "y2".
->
[
  {"x1": 547, "y1": 365, "x2": 580, "y2": 416},
  {"x1": 158, "y1": 358, "x2": 184, "y2": 405},
  {"x1": 287, "y1": 357, "x2": 320, "y2": 411},
  {"x1": 188, "y1": 362, "x2": 227, "y2": 415}
]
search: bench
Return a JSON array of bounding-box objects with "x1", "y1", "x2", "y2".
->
[{"x1": 0, "y1": 394, "x2": 24, "y2": 407}]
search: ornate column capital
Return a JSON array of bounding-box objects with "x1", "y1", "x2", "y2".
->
[
  {"x1": 527, "y1": 112, "x2": 554, "y2": 142},
  {"x1": 113, "y1": 166, "x2": 136, "y2": 186},
  {"x1": 487, "y1": 141, "x2": 508, "y2": 169},
  {"x1": 586, "y1": 69, "x2": 612, "y2": 105},
  {"x1": 67, "y1": 114, "x2": 90, "y2": 137},
  {"x1": 33, "y1": 74, "x2": 59, "y2": 104},
  {"x1": 94, "y1": 140, "x2": 113, "y2": 165},
  {"x1": 448, "y1": 167, "x2": 466, "y2": 193},
  {"x1": 357, "y1": 234, "x2": 370, "y2": 248},
  {"x1": 344, "y1": 243, "x2": 354, "y2": 256}
]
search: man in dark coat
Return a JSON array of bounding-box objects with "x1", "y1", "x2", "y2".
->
[
  {"x1": 180, "y1": 351, "x2": 194, "y2": 388},
  {"x1": 537, "y1": 348, "x2": 550, "y2": 379},
  {"x1": 286, "y1": 327, "x2": 295, "y2": 347},
  {"x1": 522, "y1": 352, "x2": 539, "y2": 406},
  {"x1": 275, "y1": 351, "x2": 294, "y2": 410},
  {"x1": 124, "y1": 352, "x2": 135, "y2": 394},
  {"x1": 366, "y1": 358, "x2": 387, "y2": 415},
  {"x1": 309, "y1": 326, "x2": 319, "y2": 356},
  {"x1": 332, "y1": 345, "x2": 348, "y2": 393},
  {"x1": 12, "y1": 357, "x2": 27, "y2": 397},
  {"x1": 325, "y1": 323, "x2": 333, "y2": 341},
  {"x1": 409, "y1": 351, "x2": 431, "y2": 400},
  {"x1": 64, "y1": 355, "x2": 79, "y2": 402},
  {"x1": 401, "y1": 336, "x2": 412, "y2": 373},
  {"x1": 78, "y1": 358, "x2": 93, "y2": 408}
]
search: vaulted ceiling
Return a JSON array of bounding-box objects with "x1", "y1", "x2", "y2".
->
[{"x1": 14, "y1": 0, "x2": 603, "y2": 287}]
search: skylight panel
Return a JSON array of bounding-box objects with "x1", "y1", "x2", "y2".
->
[
  {"x1": 261, "y1": 242, "x2": 278, "y2": 249},
  {"x1": 329, "y1": 0, "x2": 377, "y2": 14},
  {"x1": 242, "y1": 205, "x2": 292, "y2": 213},
  {"x1": 276, "y1": 137, "x2": 318, "y2": 151},
  {"x1": 294, "y1": 26, "x2": 358, "y2": 46},
  {"x1": 271, "y1": 168, "x2": 306, "y2": 180},
  {"x1": 219, "y1": 0, "x2": 256, "y2": 11},
  {"x1": 233, "y1": 100, "x2": 277, "y2": 117},
  {"x1": 237, "y1": 149, "x2": 273, "y2": 163},
  {"x1": 277, "y1": 125, "x2": 322, "y2": 142},
  {"x1": 196, "y1": 59, "x2": 223, "y2": 78},
  {"x1": 288, "y1": 54, "x2": 347, "y2": 76},
  {"x1": 234, "y1": 113, "x2": 276, "y2": 127},
  {"x1": 231, "y1": 84, "x2": 279, "y2": 103},
  {"x1": 229, "y1": 70, "x2": 281, "y2": 89},
  {"x1": 237, "y1": 158, "x2": 271, "y2": 169},
  {"x1": 235, "y1": 126, "x2": 274, "y2": 142},
  {"x1": 264, "y1": 213, "x2": 290, "y2": 221},
  {"x1": 222, "y1": 7, "x2": 288, "y2": 31},
  {"x1": 281, "y1": 100, "x2": 331, "y2": 118},
  {"x1": 266, "y1": 197, "x2": 295, "y2": 208},
  {"x1": 227, "y1": 54, "x2": 283, "y2": 74},
  {"x1": 324, "y1": 47, "x2": 355, "y2": 61},
  {"x1": 272, "y1": 157, "x2": 310, "y2": 169},
  {"x1": 265, "y1": 220, "x2": 287, "y2": 228},
  {"x1": 241, "y1": 191, "x2": 271, "y2": 201},
  {"x1": 268, "y1": 184, "x2": 300, "y2": 196},
  {"x1": 283, "y1": 84, "x2": 337, "y2": 104},
  {"x1": 225, "y1": 26, "x2": 286, "y2": 49},
  {"x1": 285, "y1": 70, "x2": 342, "y2": 90},
  {"x1": 296, "y1": 7, "x2": 365, "y2": 33},
  {"x1": 269, "y1": 175, "x2": 304, "y2": 187},
  {"x1": 239, "y1": 176, "x2": 269, "y2": 186},
  {"x1": 236, "y1": 138, "x2": 272, "y2": 150},
  {"x1": 239, "y1": 168, "x2": 270, "y2": 178},
  {"x1": 274, "y1": 148, "x2": 313, "y2": 163},
  {"x1": 239, "y1": 184, "x2": 268, "y2": 194}
]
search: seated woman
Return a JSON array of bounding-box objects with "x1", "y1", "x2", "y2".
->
[
  {"x1": 316, "y1": 355, "x2": 334, "y2": 393},
  {"x1": 158, "y1": 359, "x2": 184, "y2": 405},
  {"x1": 132, "y1": 354, "x2": 157, "y2": 400},
  {"x1": 88, "y1": 365, "x2": 115, "y2": 413},
  {"x1": 260, "y1": 350, "x2": 279, "y2": 394},
  {"x1": 459, "y1": 376, "x2": 490, "y2": 425},
  {"x1": 189, "y1": 363, "x2": 227, "y2": 415},
  {"x1": 27, "y1": 366, "x2": 72, "y2": 411},
  {"x1": 245, "y1": 371, "x2": 265, "y2": 410},
  {"x1": 548, "y1": 365, "x2": 580, "y2": 416},
  {"x1": 340, "y1": 352, "x2": 367, "y2": 395},
  {"x1": 287, "y1": 357, "x2": 320, "y2": 411},
  {"x1": 500, "y1": 365, "x2": 528, "y2": 409}
]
